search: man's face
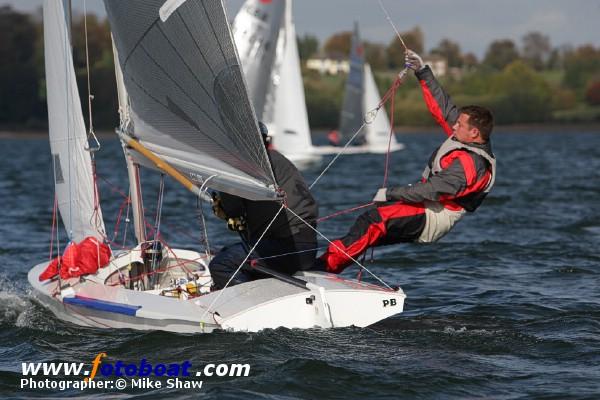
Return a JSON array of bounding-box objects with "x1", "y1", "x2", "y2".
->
[{"x1": 452, "y1": 113, "x2": 479, "y2": 143}]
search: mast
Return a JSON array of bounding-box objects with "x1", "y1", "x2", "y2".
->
[{"x1": 112, "y1": 37, "x2": 146, "y2": 243}]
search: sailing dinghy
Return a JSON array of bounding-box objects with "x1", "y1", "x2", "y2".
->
[
  {"x1": 28, "y1": 0, "x2": 405, "y2": 333},
  {"x1": 232, "y1": 0, "x2": 321, "y2": 168},
  {"x1": 314, "y1": 22, "x2": 405, "y2": 155}
]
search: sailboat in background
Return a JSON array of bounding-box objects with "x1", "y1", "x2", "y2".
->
[
  {"x1": 28, "y1": 0, "x2": 405, "y2": 333},
  {"x1": 315, "y1": 22, "x2": 404, "y2": 155},
  {"x1": 232, "y1": 0, "x2": 321, "y2": 168}
]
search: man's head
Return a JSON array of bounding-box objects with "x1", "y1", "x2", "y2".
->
[{"x1": 452, "y1": 105, "x2": 494, "y2": 144}]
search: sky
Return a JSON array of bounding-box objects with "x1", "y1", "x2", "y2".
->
[{"x1": 4, "y1": 0, "x2": 600, "y2": 58}]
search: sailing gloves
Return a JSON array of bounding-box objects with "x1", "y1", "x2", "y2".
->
[
  {"x1": 211, "y1": 192, "x2": 227, "y2": 220},
  {"x1": 405, "y1": 50, "x2": 424, "y2": 71},
  {"x1": 373, "y1": 188, "x2": 388, "y2": 202}
]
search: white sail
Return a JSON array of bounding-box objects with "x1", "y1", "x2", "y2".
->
[
  {"x1": 363, "y1": 63, "x2": 403, "y2": 153},
  {"x1": 231, "y1": 0, "x2": 285, "y2": 119},
  {"x1": 233, "y1": 0, "x2": 318, "y2": 165},
  {"x1": 104, "y1": 0, "x2": 278, "y2": 201},
  {"x1": 268, "y1": 0, "x2": 316, "y2": 160},
  {"x1": 43, "y1": 0, "x2": 105, "y2": 242}
]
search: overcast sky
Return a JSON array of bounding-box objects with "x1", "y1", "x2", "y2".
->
[{"x1": 4, "y1": 0, "x2": 600, "y2": 58}]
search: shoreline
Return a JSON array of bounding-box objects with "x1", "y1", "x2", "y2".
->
[{"x1": 2, "y1": 122, "x2": 599, "y2": 139}]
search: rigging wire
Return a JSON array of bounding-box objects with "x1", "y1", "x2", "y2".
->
[
  {"x1": 378, "y1": 0, "x2": 408, "y2": 51},
  {"x1": 83, "y1": 0, "x2": 100, "y2": 152}
]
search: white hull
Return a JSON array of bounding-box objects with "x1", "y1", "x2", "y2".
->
[{"x1": 28, "y1": 248, "x2": 405, "y2": 333}]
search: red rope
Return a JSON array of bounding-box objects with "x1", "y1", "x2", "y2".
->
[
  {"x1": 317, "y1": 202, "x2": 375, "y2": 223},
  {"x1": 382, "y1": 79, "x2": 398, "y2": 187},
  {"x1": 49, "y1": 194, "x2": 58, "y2": 260},
  {"x1": 317, "y1": 75, "x2": 404, "y2": 223}
]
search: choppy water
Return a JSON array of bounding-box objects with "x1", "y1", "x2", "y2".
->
[{"x1": 1, "y1": 129, "x2": 599, "y2": 399}]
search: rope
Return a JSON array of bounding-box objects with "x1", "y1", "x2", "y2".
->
[
  {"x1": 317, "y1": 202, "x2": 375, "y2": 223},
  {"x1": 82, "y1": 0, "x2": 100, "y2": 152},
  {"x1": 49, "y1": 194, "x2": 58, "y2": 260},
  {"x1": 378, "y1": 0, "x2": 408, "y2": 51},
  {"x1": 382, "y1": 75, "x2": 399, "y2": 187},
  {"x1": 309, "y1": 122, "x2": 367, "y2": 190}
]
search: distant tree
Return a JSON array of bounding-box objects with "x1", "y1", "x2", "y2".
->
[
  {"x1": 546, "y1": 47, "x2": 564, "y2": 70},
  {"x1": 462, "y1": 52, "x2": 479, "y2": 69},
  {"x1": 386, "y1": 26, "x2": 424, "y2": 69},
  {"x1": 563, "y1": 45, "x2": 600, "y2": 92},
  {"x1": 71, "y1": 14, "x2": 118, "y2": 129},
  {"x1": 585, "y1": 81, "x2": 600, "y2": 105},
  {"x1": 521, "y1": 31, "x2": 551, "y2": 70},
  {"x1": 431, "y1": 38, "x2": 462, "y2": 68},
  {"x1": 364, "y1": 41, "x2": 386, "y2": 70},
  {"x1": 490, "y1": 60, "x2": 553, "y2": 123},
  {"x1": 483, "y1": 39, "x2": 519, "y2": 70},
  {"x1": 297, "y1": 34, "x2": 318, "y2": 61},
  {"x1": 323, "y1": 31, "x2": 352, "y2": 56},
  {"x1": 0, "y1": 6, "x2": 41, "y2": 126}
]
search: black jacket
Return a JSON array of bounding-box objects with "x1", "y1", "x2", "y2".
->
[{"x1": 219, "y1": 149, "x2": 318, "y2": 244}]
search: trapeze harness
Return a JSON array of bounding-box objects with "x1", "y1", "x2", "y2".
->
[{"x1": 418, "y1": 136, "x2": 497, "y2": 243}]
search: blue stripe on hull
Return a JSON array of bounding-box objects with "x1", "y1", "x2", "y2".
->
[{"x1": 63, "y1": 296, "x2": 142, "y2": 316}]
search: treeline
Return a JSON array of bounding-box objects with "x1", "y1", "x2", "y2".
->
[
  {"x1": 1, "y1": 6, "x2": 599, "y2": 131},
  {"x1": 301, "y1": 27, "x2": 600, "y2": 127}
]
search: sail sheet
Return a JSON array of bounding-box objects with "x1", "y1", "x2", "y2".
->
[
  {"x1": 339, "y1": 22, "x2": 365, "y2": 145},
  {"x1": 44, "y1": 0, "x2": 105, "y2": 242},
  {"x1": 231, "y1": 0, "x2": 285, "y2": 119},
  {"x1": 104, "y1": 0, "x2": 278, "y2": 201}
]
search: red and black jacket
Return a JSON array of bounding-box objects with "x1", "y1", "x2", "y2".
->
[{"x1": 386, "y1": 66, "x2": 495, "y2": 212}]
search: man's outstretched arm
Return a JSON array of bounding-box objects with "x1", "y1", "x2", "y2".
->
[{"x1": 407, "y1": 50, "x2": 460, "y2": 137}]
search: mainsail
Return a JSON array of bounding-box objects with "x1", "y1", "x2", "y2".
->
[
  {"x1": 104, "y1": 0, "x2": 278, "y2": 201},
  {"x1": 339, "y1": 22, "x2": 365, "y2": 145},
  {"x1": 44, "y1": 0, "x2": 105, "y2": 242}
]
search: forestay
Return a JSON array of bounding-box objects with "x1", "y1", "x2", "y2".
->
[
  {"x1": 44, "y1": 0, "x2": 105, "y2": 242},
  {"x1": 104, "y1": 0, "x2": 278, "y2": 201}
]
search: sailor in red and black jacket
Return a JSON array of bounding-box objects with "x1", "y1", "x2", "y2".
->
[{"x1": 318, "y1": 50, "x2": 496, "y2": 273}]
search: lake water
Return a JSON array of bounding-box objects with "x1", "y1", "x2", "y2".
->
[{"x1": 1, "y1": 129, "x2": 599, "y2": 399}]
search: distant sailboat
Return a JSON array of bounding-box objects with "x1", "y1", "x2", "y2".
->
[
  {"x1": 28, "y1": 0, "x2": 405, "y2": 333},
  {"x1": 233, "y1": 0, "x2": 321, "y2": 167},
  {"x1": 315, "y1": 22, "x2": 404, "y2": 155}
]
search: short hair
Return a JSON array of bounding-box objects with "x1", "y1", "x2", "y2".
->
[{"x1": 460, "y1": 105, "x2": 494, "y2": 141}]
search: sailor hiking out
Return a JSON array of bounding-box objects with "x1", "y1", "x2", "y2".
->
[{"x1": 319, "y1": 50, "x2": 497, "y2": 273}]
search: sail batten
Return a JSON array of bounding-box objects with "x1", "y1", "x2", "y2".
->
[{"x1": 104, "y1": 0, "x2": 277, "y2": 201}]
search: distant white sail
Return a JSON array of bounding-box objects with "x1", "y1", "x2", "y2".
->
[
  {"x1": 363, "y1": 63, "x2": 402, "y2": 152},
  {"x1": 267, "y1": 0, "x2": 314, "y2": 157},
  {"x1": 104, "y1": 0, "x2": 278, "y2": 201},
  {"x1": 231, "y1": 0, "x2": 285, "y2": 119},
  {"x1": 43, "y1": 0, "x2": 105, "y2": 242},
  {"x1": 233, "y1": 0, "x2": 317, "y2": 165}
]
